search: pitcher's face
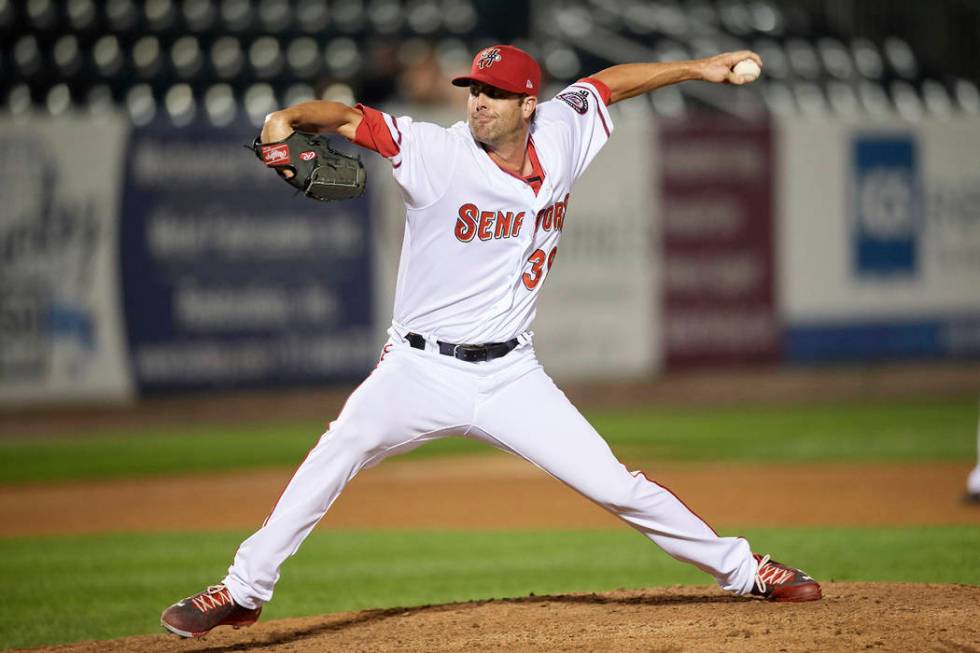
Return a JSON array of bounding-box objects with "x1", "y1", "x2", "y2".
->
[{"x1": 467, "y1": 82, "x2": 535, "y2": 147}]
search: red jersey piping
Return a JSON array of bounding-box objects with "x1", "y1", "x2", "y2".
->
[
  {"x1": 480, "y1": 136, "x2": 545, "y2": 195},
  {"x1": 577, "y1": 77, "x2": 612, "y2": 105}
]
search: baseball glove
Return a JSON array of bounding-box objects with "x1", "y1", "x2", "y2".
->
[{"x1": 252, "y1": 130, "x2": 366, "y2": 202}]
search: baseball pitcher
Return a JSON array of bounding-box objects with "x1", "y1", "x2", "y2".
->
[{"x1": 161, "y1": 45, "x2": 821, "y2": 639}]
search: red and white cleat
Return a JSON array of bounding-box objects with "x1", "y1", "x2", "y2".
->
[
  {"x1": 749, "y1": 554, "x2": 823, "y2": 602},
  {"x1": 160, "y1": 584, "x2": 261, "y2": 638}
]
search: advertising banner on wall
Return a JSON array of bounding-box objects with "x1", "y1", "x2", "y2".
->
[
  {"x1": 532, "y1": 112, "x2": 658, "y2": 380},
  {"x1": 657, "y1": 118, "x2": 779, "y2": 369},
  {"x1": 119, "y1": 123, "x2": 376, "y2": 393},
  {"x1": 0, "y1": 118, "x2": 134, "y2": 406},
  {"x1": 779, "y1": 117, "x2": 980, "y2": 361},
  {"x1": 852, "y1": 135, "x2": 921, "y2": 277}
]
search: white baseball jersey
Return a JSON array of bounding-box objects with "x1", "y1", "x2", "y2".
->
[{"x1": 352, "y1": 79, "x2": 614, "y2": 344}]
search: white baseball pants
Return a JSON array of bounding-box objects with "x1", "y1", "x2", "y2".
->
[
  {"x1": 223, "y1": 336, "x2": 758, "y2": 608},
  {"x1": 968, "y1": 396, "x2": 980, "y2": 494}
]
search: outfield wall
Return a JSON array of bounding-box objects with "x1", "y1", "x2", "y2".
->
[{"x1": 2, "y1": 109, "x2": 978, "y2": 405}]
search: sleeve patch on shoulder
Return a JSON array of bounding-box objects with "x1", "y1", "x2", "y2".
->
[{"x1": 557, "y1": 89, "x2": 590, "y2": 115}]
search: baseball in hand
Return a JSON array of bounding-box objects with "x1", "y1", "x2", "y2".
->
[{"x1": 732, "y1": 59, "x2": 761, "y2": 82}]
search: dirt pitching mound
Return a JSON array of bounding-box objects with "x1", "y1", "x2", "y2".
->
[{"x1": 31, "y1": 583, "x2": 979, "y2": 652}]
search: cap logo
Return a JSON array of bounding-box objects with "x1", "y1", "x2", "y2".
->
[
  {"x1": 477, "y1": 48, "x2": 502, "y2": 69},
  {"x1": 526, "y1": 79, "x2": 533, "y2": 89}
]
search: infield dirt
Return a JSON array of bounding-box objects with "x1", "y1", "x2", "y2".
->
[
  {"x1": 26, "y1": 583, "x2": 980, "y2": 652},
  {"x1": 3, "y1": 455, "x2": 979, "y2": 535}
]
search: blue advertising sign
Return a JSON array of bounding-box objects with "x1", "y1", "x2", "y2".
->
[
  {"x1": 119, "y1": 122, "x2": 375, "y2": 393},
  {"x1": 786, "y1": 315, "x2": 980, "y2": 362},
  {"x1": 852, "y1": 136, "x2": 921, "y2": 277}
]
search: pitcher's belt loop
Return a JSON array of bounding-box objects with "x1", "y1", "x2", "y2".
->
[{"x1": 406, "y1": 332, "x2": 519, "y2": 363}]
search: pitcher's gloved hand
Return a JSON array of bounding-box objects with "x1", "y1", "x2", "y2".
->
[{"x1": 252, "y1": 130, "x2": 366, "y2": 201}]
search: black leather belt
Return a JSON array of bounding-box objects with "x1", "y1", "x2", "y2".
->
[{"x1": 406, "y1": 332, "x2": 519, "y2": 363}]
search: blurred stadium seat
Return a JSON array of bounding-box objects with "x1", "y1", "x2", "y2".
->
[
  {"x1": 954, "y1": 78, "x2": 980, "y2": 115},
  {"x1": 67, "y1": 0, "x2": 97, "y2": 31},
  {"x1": 86, "y1": 82, "x2": 115, "y2": 118},
  {"x1": 125, "y1": 82, "x2": 156, "y2": 124},
  {"x1": 243, "y1": 80, "x2": 275, "y2": 124},
  {"x1": 0, "y1": 0, "x2": 977, "y2": 124},
  {"x1": 53, "y1": 34, "x2": 81, "y2": 76},
  {"x1": 211, "y1": 35, "x2": 244, "y2": 78},
  {"x1": 105, "y1": 0, "x2": 138, "y2": 32},
  {"x1": 164, "y1": 81, "x2": 195, "y2": 124},
  {"x1": 825, "y1": 80, "x2": 858, "y2": 118},
  {"x1": 171, "y1": 35, "x2": 203, "y2": 77},
  {"x1": 183, "y1": 0, "x2": 217, "y2": 32},
  {"x1": 249, "y1": 35, "x2": 283, "y2": 78}
]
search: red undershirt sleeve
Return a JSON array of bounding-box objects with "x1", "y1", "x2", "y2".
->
[
  {"x1": 576, "y1": 77, "x2": 612, "y2": 106},
  {"x1": 351, "y1": 103, "x2": 400, "y2": 158}
]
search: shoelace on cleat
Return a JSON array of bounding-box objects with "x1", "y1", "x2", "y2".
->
[
  {"x1": 189, "y1": 585, "x2": 234, "y2": 613},
  {"x1": 754, "y1": 554, "x2": 772, "y2": 594},
  {"x1": 754, "y1": 555, "x2": 797, "y2": 594}
]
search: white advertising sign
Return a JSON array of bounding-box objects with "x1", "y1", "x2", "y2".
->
[
  {"x1": 0, "y1": 117, "x2": 134, "y2": 405},
  {"x1": 533, "y1": 111, "x2": 658, "y2": 379},
  {"x1": 779, "y1": 116, "x2": 980, "y2": 320}
]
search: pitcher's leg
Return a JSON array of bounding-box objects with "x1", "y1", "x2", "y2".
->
[
  {"x1": 967, "y1": 396, "x2": 980, "y2": 500},
  {"x1": 224, "y1": 426, "x2": 448, "y2": 608},
  {"x1": 474, "y1": 366, "x2": 756, "y2": 595},
  {"x1": 224, "y1": 348, "x2": 473, "y2": 608}
]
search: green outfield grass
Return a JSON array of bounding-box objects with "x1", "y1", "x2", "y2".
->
[
  {"x1": 0, "y1": 526, "x2": 977, "y2": 650},
  {"x1": 1, "y1": 397, "x2": 976, "y2": 484}
]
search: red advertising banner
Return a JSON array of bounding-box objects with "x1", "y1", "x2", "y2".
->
[{"x1": 658, "y1": 119, "x2": 779, "y2": 368}]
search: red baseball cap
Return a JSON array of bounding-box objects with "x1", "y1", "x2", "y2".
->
[{"x1": 451, "y1": 45, "x2": 541, "y2": 96}]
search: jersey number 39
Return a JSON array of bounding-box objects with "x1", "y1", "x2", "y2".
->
[{"x1": 522, "y1": 246, "x2": 558, "y2": 290}]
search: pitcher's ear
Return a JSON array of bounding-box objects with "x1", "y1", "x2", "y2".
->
[{"x1": 522, "y1": 95, "x2": 538, "y2": 119}]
